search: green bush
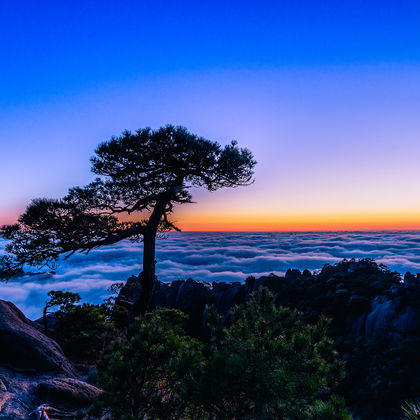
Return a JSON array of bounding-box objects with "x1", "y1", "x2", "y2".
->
[
  {"x1": 401, "y1": 401, "x2": 420, "y2": 420},
  {"x1": 43, "y1": 290, "x2": 81, "y2": 331},
  {"x1": 93, "y1": 309, "x2": 204, "y2": 420},
  {"x1": 338, "y1": 338, "x2": 420, "y2": 418},
  {"x1": 43, "y1": 287, "x2": 127, "y2": 363},
  {"x1": 52, "y1": 303, "x2": 114, "y2": 362},
  {"x1": 93, "y1": 289, "x2": 351, "y2": 419},
  {"x1": 196, "y1": 288, "x2": 350, "y2": 419}
]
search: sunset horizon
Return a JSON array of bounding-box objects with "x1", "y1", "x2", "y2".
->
[
  {"x1": 4, "y1": 208, "x2": 420, "y2": 232},
  {"x1": 1, "y1": 3, "x2": 420, "y2": 417},
  {"x1": 2, "y1": 3, "x2": 420, "y2": 233}
]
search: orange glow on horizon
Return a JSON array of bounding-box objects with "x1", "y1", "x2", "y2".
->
[
  {"x1": 2, "y1": 210, "x2": 420, "y2": 232},
  {"x1": 172, "y1": 211, "x2": 420, "y2": 232}
]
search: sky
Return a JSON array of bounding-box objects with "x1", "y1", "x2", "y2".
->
[{"x1": 1, "y1": 1, "x2": 420, "y2": 230}]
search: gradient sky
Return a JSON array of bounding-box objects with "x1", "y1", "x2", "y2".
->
[{"x1": 1, "y1": 1, "x2": 420, "y2": 230}]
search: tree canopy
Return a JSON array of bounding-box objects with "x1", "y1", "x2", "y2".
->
[{"x1": 1, "y1": 125, "x2": 256, "y2": 312}]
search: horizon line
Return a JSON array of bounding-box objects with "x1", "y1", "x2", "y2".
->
[{"x1": 174, "y1": 228, "x2": 420, "y2": 233}]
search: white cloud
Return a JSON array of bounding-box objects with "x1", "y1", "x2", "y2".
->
[{"x1": 1, "y1": 231, "x2": 420, "y2": 319}]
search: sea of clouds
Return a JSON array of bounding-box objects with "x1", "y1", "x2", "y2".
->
[{"x1": 1, "y1": 231, "x2": 420, "y2": 319}]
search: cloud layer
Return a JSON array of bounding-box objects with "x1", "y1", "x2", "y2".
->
[{"x1": 1, "y1": 231, "x2": 420, "y2": 319}]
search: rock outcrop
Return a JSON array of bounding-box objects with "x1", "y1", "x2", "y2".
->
[
  {"x1": 120, "y1": 259, "x2": 420, "y2": 344},
  {"x1": 0, "y1": 300, "x2": 100, "y2": 418},
  {"x1": 119, "y1": 259, "x2": 420, "y2": 419},
  {"x1": 37, "y1": 377, "x2": 101, "y2": 407},
  {"x1": 0, "y1": 300, "x2": 77, "y2": 377}
]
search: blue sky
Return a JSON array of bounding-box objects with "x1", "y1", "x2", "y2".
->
[
  {"x1": 2, "y1": 0, "x2": 420, "y2": 108},
  {"x1": 1, "y1": 1, "x2": 420, "y2": 229}
]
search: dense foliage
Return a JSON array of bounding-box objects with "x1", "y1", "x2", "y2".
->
[
  {"x1": 250, "y1": 259, "x2": 419, "y2": 418},
  {"x1": 340, "y1": 338, "x2": 420, "y2": 418},
  {"x1": 43, "y1": 290, "x2": 81, "y2": 330},
  {"x1": 92, "y1": 309, "x2": 204, "y2": 419},
  {"x1": 41, "y1": 258, "x2": 419, "y2": 418},
  {"x1": 93, "y1": 289, "x2": 351, "y2": 419},
  {"x1": 43, "y1": 287, "x2": 127, "y2": 363},
  {"x1": 401, "y1": 401, "x2": 420, "y2": 420}
]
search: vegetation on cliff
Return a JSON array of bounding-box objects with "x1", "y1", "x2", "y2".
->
[
  {"x1": 29, "y1": 258, "x2": 420, "y2": 418},
  {"x1": 91, "y1": 289, "x2": 351, "y2": 420}
]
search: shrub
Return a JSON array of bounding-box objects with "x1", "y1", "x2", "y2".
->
[
  {"x1": 401, "y1": 401, "x2": 420, "y2": 420},
  {"x1": 43, "y1": 286, "x2": 127, "y2": 363},
  {"x1": 196, "y1": 288, "x2": 350, "y2": 419},
  {"x1": 94, "y1": 289, "x2": 351, "y2": 419},
  {"x1": 93, "y1": 309, "x2": 204, "y2": 420},
  {"x1": 42, "y1": 290, "x2": 81, "y2": 331},
  {"x1": 52, "y1": 302, "x2": 114, "y2": 362}
]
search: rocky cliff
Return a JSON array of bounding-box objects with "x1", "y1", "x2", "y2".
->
[
  {"x1": 119, "y1": 259, "x2": 419, "y2": 344},
  {"x1": 0, "y1": 300, "x2": 100, "y2": 419},
  {"x1": 119, "y1": 259, "x2": 420, "y2": 418}
]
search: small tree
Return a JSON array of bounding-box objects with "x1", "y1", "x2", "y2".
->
[
  {"x1": 42, "y1": 290, "x2": 81, "y2": 331},
  {"x1": 94, "y1": 309, "x2": 204, "y2": 419},
  {"x1": 0, "y1": 125, "x2": 256, "y2": 314}
]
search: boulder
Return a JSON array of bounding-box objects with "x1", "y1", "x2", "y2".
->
[
  {"x1": 285, "y1": 268, "x2": 302, "y2": 281},
  {"x1": 250, "y1": 275, "x2": 275, "y2": 292},
  {"x1": 172, "y1": 279, "x2": 212, "y2": 336},
  {"x1": 209, "y1": 282, "x2": 247, "y2": 316},
  {"x1": 37, "y1": 377, "x2": 101, "y2": 407},
  {"x1": 174, "y1": 279, "x2": 211, "y2": 312},
  {"x1": 348, "y1": 295, "x2": 371, "y2": 313},
  {"x1": 344, "y1": 314, "x2": 366, "y2": 338},
  {"x1": 0, "y1": 301, "x2": 100, "y2": 418},
  {"x1": 335, "y1": 289, "x2": 349, "y2": 295},
  {"x1": 0, "y1": 300, "x2": 77, "y2": 377},
  {"x1": 0, "y1": 364, "x2": 97, "y2": 418},
  {"x1": 365, "y1": 296, "x2": 420, "y2": 343},
  {"x1": 0, "y1": 377, "x2": 6, "y2": 392},
  {"x1": 404, "y1": 272, "x2": 420, "y2": 290},
  {"x1": 0, "y1": 393, "x2": 11, "y2": 412},
  {"x1": 0, "y1": 392, "x2": 25, "y2": 420}
]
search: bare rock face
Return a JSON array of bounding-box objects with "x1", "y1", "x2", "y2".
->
[
  {"x1": 365, "y1": 295, "x2": 420, "y2": 343},
  {"x1": 0, "y1": 299, "x2": 100, "y2": 418},
  {"x1": 0, "y1": 365, "x2": 101, "y2": 418},
  {"x1": 0, "y1": 300, "x2": 77, "y2": 377},
  {"x1": 0, "y1": 392, "x2": 12, "y2": 413},
  {"x1": 37, "y1": 377, "x2": 101, "y2": 407}
]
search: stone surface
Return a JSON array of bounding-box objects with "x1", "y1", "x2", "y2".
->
[
  {"x1": 0, "y1": 300, "x2": 77, "y2": 377},
  {"x1": 0, "y1": 369, "x2": 99, "y2": 418},
  {"x1": 0, "y1": 377, "x2": 6, "y2": 392},
  {"x1": 0, "y1": 299, "x2": 100, "y2": 417},
  {"x1": 365, "y1": 295, "x2": 420, "y2": 343},
  {"x1": 37, "y1": 377, "x2": 101, "y2": 407},
  {"x1": 121, "y1": 261, "x2": 420, "y2": 346}
]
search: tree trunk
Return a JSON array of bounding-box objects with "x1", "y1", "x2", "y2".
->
[
  {"x1": 135, "y1": 229, "x2": 157, "y2": 316},
  {"x1": 134, "y1": 198, "x2": 167, "y2": 316}
]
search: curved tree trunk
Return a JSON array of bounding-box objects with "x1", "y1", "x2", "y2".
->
[
  {"x1": 133, "y1": 181, "x2": 182, "y2": 316},
  {"x1": 135, "y1": 229, "x2": 157, "y2": 316},
  {"x1": 134, "y1": 198, "x2": 167, "y2": 316}
]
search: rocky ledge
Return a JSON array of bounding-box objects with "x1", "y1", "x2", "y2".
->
[
  {"x1": 0, "y1": 300, "x2": 100, "y2": 419},
  {"x1": 118, "y1": 259, "x2": 420, "y2": 418},
  {"x1": 119, "y1": 259, "x2": 420, "y2": 345}
]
